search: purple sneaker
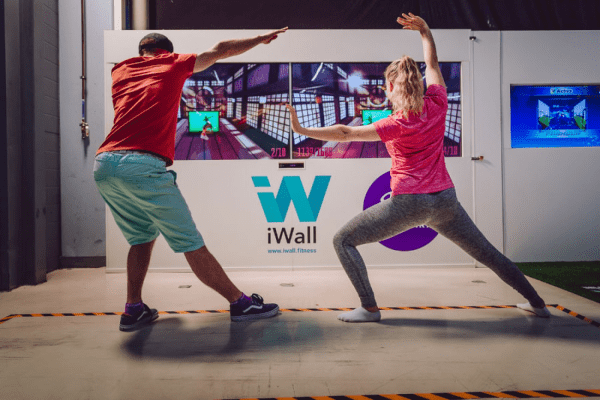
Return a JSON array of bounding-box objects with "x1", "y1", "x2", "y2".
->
[
  {"x1": 119, "y1": 303, "x2": 158, "y2": 331},
  {"x1": 230, "y1": 294, "x2": 279, "y2": 322}
]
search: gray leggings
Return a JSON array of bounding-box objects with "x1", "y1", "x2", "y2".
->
[{"x1": 333, "y1": 188, "x2": 545, "y2": 309}]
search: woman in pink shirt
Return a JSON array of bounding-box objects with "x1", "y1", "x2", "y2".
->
[{"x1": 287, "y1": 13, "x2": 550, "y2": 322}]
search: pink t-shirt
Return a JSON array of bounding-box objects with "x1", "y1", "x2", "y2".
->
[{"x1": 373, "y1": 84, "x2": 454, "y2": 195}]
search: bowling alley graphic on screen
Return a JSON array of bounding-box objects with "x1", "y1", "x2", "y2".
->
[
  {"x1": 290, "y1": 62, "x2": 462, "y2": 159},
  {"x1": 175, "y1": 63, "x2": 291, "y2": 160},
  {"x1": 175, "y1": 62, "x2": 463, "y2": 160}
]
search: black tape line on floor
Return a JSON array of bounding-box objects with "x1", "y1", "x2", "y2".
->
[
  {"x1": 219, "y1": 389, "x2": 600, "y2": 400},
  {"x1": 553, "y1": 305, "x2": 600, "y2": 328},
  {"x1": 2, "y1": 304, "x2": 599, "y2": 330}
]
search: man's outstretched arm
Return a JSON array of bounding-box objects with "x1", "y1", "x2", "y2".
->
[{"x1": 193, "y1": 27, "x2": 288, "y2": 73}]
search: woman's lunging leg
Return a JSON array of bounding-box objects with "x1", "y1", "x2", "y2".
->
[
  {"x1": 428, "y1": 191, "x2": 546, "y2": 311},
  {"x1": 333, "y1": 195, "x2": 430, "y2": 321}
]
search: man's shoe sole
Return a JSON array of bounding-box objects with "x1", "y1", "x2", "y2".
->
[{"x1": 230, "y1": 306, "x2": 280, "y2": 322}]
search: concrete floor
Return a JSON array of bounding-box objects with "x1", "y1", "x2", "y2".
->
[{"x1": 1, "y1": 266, "x2": 599, "y2": 400}]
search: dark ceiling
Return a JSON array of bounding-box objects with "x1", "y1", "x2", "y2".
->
[{"x1": 149, "y1": 0, "x2": 600, "y2": 30}]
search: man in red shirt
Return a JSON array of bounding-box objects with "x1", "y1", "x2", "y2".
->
[{"x1": 95, "y1": 29, "x2": 287, "y2": 331}]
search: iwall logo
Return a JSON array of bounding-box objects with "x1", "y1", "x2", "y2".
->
[
  {"x1": 364, "y1": 172, "x2": 438, "y2": 251},
  {"x1": 252, "y1": 176, "x2": 331, "y2": 247}
]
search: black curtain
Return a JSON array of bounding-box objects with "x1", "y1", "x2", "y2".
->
[{"x1": 150, "y1": 0, "x2": 600, "y2": 30}]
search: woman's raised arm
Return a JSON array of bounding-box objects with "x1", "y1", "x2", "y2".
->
[{"x1": 397, "y1": 13, "x2": 445, "y2": 88}]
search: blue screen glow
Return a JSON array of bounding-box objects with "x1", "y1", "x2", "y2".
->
[{"x1": 510, "y1": 85, "x2": 600, "y2": 148}]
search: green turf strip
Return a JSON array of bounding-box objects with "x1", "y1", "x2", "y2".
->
[{"x1": 517, "y1": 261, "x2": 600, "y2": 304}]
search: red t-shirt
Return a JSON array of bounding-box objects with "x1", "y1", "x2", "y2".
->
[
  {"x1": 97, "y1": 51, "x2": 197, "y2": 166},
  {"x1": 374, "y1": 84, "x2": 454, "y2": 195}
]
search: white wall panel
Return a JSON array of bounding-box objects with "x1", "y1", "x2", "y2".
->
[
  {"x1": 470, "y1": 32, "x2": 504, "y2": 263},
  {"x1": 501, "y1": 31, "x2": 600, "y2": 261},
  {"x1": 105, "y1": 159, "x2": 476, "y2": 271}
]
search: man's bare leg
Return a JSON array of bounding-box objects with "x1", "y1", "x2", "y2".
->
[
  {"x1": 184, "y1": 246, "x2": 243, "y2": 303},
  {"x1": 126, "y1": 239, "x2": 156, "y2": 304}
]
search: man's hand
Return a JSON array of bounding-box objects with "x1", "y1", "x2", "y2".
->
[
  {"x1": 397, "y1": 13, "x2": 429, "y2": 34},
  {"x1": 194, "y1": 27, "x2": 289, "y2": 73},
  {"x1": 259, "y1": 27, "x2": 288, "y2": 44}
]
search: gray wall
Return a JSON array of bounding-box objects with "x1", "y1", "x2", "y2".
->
[
  {"x1": 0, "y1": 0, "x2": 9, "y2": 290},
  {"x1": 59, "y1": 0, "x2": 111, "y2": 265},
  {"x1": 1, "y1": 0, "x2": 60, "y2": 289},
  {"x1": 41, "y1": 0, "x2": 61, "y2": 275},
  {"x1": 2, "y1": 0, "x2": 23, "y2": 289}
]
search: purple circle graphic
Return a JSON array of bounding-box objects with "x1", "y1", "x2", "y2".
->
[{"x1": 363, "y1": 171, "x2": 438, "y2": 251}]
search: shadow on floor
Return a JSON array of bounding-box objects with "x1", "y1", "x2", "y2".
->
[{"x1": 121, "y1": 309, "x2": 600, "y2": 361}]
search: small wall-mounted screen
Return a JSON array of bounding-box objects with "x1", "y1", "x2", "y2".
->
[
  {"x1": 362, "y1": 109, "x2": 392, "y2": 125},
  {"x1": 189, "y1": 111, "x2": 219, "y2": 133},
  {"x1": 510, "y1": 85, "x2": 600, "y2": 148}
]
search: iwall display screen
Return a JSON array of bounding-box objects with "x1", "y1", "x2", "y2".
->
[
  {"x1": 175, "y1": 63, "x2": 290, "y2": 160},
  {"x1": 290, "y1": 62, "x2": 462, "y2": 159},
  {"x1": 510, "y1": 85, "x2": 600, "y2": 148}
]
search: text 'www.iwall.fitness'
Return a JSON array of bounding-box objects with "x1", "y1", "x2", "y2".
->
[{"x1": 267, "y1": 248, "x2": 317, "y2": 254}]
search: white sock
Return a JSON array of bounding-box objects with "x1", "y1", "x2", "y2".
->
[
  {"x1": 337, "y1": 307, "x2": 381, "y2": 323},
  {"x1": 517, "y1": 302, "x2": 551, "y2": 318}
]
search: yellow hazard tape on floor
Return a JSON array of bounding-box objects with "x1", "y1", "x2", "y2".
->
[{"x1": 1, "y1": 304, "x2": 599, "y2": 329}]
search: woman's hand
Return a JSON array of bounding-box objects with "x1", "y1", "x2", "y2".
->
[
  {"x1": 285, "y1": 104, "x2": 304, "y2": 134},
  {"x1": 397, "y1": 12, "x2": 444, "y2": 87},
  {"x1": 397, "y1": 13, "x2": 429, "y2": 34}
]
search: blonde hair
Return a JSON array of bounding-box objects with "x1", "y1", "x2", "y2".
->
[{"x1": 384, "y1": 56, "x2": 424, "y2": 118}]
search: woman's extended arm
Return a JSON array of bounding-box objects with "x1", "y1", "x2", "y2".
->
[
  {"x1": 286, "y1": 105, "x2": 380, "y2": 142},
  {"x1": 397, "y1": 13, "x2": 445, "y2": 87}
]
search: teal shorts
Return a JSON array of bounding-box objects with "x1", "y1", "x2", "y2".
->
[{"x1": 94, "y1": 151, "x2": 205, "y2": 253}]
